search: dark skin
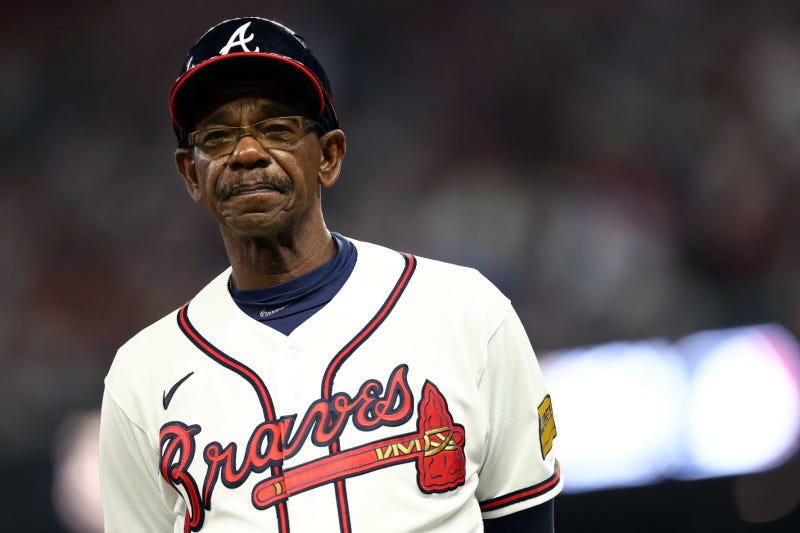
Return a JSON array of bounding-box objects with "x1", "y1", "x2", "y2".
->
[
  {"x1": 175, "y1": 85, "x2": 554, "y2": 532},
  {"x1": 175, "y1": 85, "x2": 346, "y2": 290}
]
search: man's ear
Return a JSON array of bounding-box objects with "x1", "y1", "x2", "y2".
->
[
  {"x1": 175, "y1": 148, "x2": 203, "y2": 202},
  {"x1": 318, "y1": 129, "x2": 346, "y2": 188}
]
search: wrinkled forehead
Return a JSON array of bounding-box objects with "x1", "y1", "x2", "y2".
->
[{"x1": 192, "y1": 79, "x2": 313, "y2": 129}]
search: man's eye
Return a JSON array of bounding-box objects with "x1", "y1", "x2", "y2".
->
[
  {"x1": 200, "y1": 130, "x2": 234, "y2": 145},
  {"x1": 260, "y1": 123, "x2": 295, "y2": 136}
]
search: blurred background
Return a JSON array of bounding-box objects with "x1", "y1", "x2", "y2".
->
[{"x1": 2, "y1": 0, "x2": 800, "y2": 530}]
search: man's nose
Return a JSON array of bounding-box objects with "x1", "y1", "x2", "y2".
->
[{"x1": 228, "y1": 135, "x2": 271, "y2": 170}]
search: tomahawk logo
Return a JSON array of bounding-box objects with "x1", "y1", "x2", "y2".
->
[
  {"x1": 219, "y1": 21, "x2": 259, "y2": 55},
  {"x1": 159, "y1": 366, "x2": 466, "y2": 531}
]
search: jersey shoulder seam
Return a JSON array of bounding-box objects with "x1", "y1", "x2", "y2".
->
[{"x1": 103, "y1": 384, "x2": 158, "y2": 451}]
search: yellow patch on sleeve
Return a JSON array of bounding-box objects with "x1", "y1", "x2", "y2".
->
[{"x1": 537, "y1": 395, "x2": 557, "y2": 459}]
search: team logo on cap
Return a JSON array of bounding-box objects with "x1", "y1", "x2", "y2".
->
[{"x1": 219, "y1": 21, "x2": 260, "y2": 55}]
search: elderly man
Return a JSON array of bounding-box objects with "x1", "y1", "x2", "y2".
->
[{"x1": 99, "y1": 17, "x2": 561, "y2": 532}]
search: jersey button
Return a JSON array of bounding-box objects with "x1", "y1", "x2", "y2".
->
[{"x1": 286, "y1": 345, "x2": 301, "y2": 360}]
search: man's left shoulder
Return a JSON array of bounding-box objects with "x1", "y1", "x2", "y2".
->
[{"x1": 349, "y1": 237, "x2": 510, "y2": 312}]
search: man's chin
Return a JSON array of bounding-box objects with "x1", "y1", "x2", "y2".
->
[{"x1": 219, "y1": 210, "x2": 289, "y2": 240}]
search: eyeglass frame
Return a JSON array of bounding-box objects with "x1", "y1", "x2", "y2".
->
[{"x1": 187, "y1": 115, "x2": 324, "y2": 157}]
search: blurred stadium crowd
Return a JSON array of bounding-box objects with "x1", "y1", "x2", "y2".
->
[{"x1": 2, "y1": 0, "x2": 800, "y2": 530}]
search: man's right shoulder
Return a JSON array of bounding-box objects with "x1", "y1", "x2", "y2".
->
[
  {"x1": 105, "y1": 306, "x2": 188, "y2": 399},
  {"x1": 116, "y1": 306, "x2": 185, "y2": 359},
  {"x1": 104, "y1": 268, "x2": 231, "y2": 415},
  {"x1": 114, "y1": 267, "x2": 232, "y2": 359}
]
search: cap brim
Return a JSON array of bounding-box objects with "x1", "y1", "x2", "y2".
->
[{"x1": 169, "y1": 52, "x2": 326, "y2": 131}]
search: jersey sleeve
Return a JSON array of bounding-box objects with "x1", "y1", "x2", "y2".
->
[
  {"x1": 99, "y1": 388, "x2": 175, "y2": 532},
  {"x1": 476, "y1": 304, "x2": 563, "y2": 519}
]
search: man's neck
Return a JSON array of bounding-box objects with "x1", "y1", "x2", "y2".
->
[{"x1": 221, "y1": 225, "x2": 337, "y2": 291}]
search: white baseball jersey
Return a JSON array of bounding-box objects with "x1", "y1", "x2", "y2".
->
[{"x1": 99, "y1": 238, "x2": 561, "y2": 532}]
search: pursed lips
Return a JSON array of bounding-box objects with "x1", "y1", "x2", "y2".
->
[
  {"x1": 217, "y1": 177, "x2": 291, "y2": 201},
  {"x1": 232, "y1": 182, "x2": 280, "y2": 196}
]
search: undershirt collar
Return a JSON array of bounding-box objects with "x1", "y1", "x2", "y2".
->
[{"x1": 229, "y1": 232, "x2": 357, "y2": 335}]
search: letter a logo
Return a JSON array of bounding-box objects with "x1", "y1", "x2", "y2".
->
[{"x1": 220, "y1": 21, "x2": 260, "y2": 55}]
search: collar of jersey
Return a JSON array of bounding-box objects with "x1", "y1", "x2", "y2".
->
[{"x1": 229, "y1": 232, "x2": 355, "y2": 311}]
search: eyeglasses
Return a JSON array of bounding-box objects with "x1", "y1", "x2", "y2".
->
[{"x1": 188, "y1": 116, "x2": 319, "y2": 157}]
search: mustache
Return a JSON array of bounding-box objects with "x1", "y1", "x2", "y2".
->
[{"x1": 216, "y1": 171, "x2": 293, "y2": 201}]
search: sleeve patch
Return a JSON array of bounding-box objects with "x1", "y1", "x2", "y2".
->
[{"x1": 537, "y1": 395, "x2": 556, "y2": 459}]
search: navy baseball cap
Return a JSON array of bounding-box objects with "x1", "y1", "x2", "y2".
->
[{"x1": 170, "y1": 17, "x2": 339, "y2": 144}]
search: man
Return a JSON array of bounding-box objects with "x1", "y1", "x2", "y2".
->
[{"x1": 99, "y1": 17, "x2": 561, "y2": 532}]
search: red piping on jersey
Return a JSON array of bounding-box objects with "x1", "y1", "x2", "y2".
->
[
  {"x1": 178, "y1": 305, "x2": 276, "y2": 419},
  {"x1": 321, "y1": 252, "x2": 417, "y2": 533},
  {"x1": 277, "y1": 503, "x2": 289, "y2": 532},
  {"x1": 479, "y1": 461, "x2": 561, "y2": 512},
  {"x1": 334, "y1": 481, "x2": 351, "y2": 533},
  {"x1": 177, "y1": 305, "x2": 290, "y2": 533},
  {"x1": 322, "y1": 253, "x2": 417, "y2": 396}
]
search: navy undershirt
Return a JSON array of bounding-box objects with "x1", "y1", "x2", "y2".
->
[{"x1": 229, "y1": 233, "x2": 357, "y2": 335}]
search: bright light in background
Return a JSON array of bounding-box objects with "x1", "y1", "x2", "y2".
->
[
  {"x1": 540, "y1": 323, "x2": 800, "y2": 493},
  {"x1": 52, "y1": 410, "x2": 103, "y2": 533},
  {"x1": 540, "y1": 340, "x2": 688, "y2": 492},
  {"x1": 678, "y1": 325, "x2": 800, "y2": 479}
]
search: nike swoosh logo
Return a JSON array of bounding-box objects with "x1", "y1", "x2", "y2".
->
[{"x1": 163, "y1": 371, "x2": 194, "y2": 410}]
